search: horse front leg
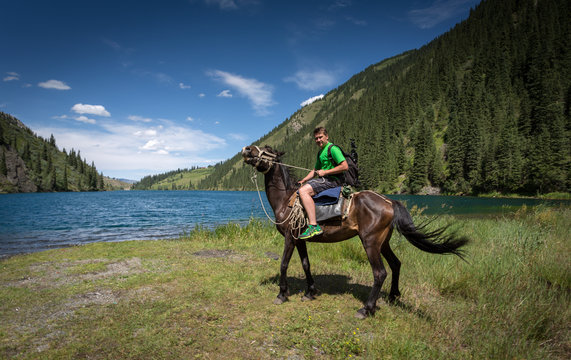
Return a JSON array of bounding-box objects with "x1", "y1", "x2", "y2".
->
[
  {"x1": 296, "y1": 240, "x2": 317, "y2": 301},
  {"x1": 275, "y1": 234, "x2": 295, "y2": 305}
]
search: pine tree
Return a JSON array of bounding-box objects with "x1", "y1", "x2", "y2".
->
[
  {"x1": 63, "y1": 165, "x2": 68, "y2": 191},
  {"x1": 35, "y1": 152, "x2": 42, "y2": 174},
  {"x1": 0, "y1": 149, "x2": 7, "y2": 176},
  {"x1": 49, "y1": 166, "x2": 56, "y2": 191},
  {"x1": 0, "y1": 123, "x2": 5, "y2": 146},
  {"x1": 42, "y1": 143, "x2": 48, "y2": 161}
]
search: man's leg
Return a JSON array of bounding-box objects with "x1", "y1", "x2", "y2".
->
[{"x1": 299, "y1": 184, "x2": 317, "y2": 225}]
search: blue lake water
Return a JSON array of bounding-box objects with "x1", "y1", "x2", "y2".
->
[{"x1": 0, "y1": 190, "x2": 568, "y2": 256}]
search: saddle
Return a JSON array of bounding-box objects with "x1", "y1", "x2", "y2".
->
[{"x1": 289, "y1": 186, "x2": 354, "y2": 223}]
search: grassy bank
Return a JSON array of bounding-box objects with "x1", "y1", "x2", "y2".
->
[{"x1": 1, "y1": 206, "x2": 569, "y2": 359}]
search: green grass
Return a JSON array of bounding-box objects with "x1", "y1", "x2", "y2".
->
[{"x1": 1, "y1": 207, "x2": 569, "y2": 359}]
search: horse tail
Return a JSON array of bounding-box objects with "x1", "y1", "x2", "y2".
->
[{"x1": 391, "y1": 200, "x2": 469, "y2": 260}]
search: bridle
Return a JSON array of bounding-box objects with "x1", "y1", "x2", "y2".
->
[
  {"x1": 248, "y1": 145, "x2": 279, "y2": 174},
  {"x1": 245, "y1": 145, "x2": 312, "y2": 174}
]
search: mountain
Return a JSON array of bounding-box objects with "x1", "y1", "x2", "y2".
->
[
  {"x1": 169, "y1": 0, "x2": 569, "y2": 195},
  {"x1": 0, "y1": 112, "x2": 109, "y2": 193}
]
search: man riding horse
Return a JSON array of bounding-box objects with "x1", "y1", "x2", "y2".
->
[
  {"x1": 242, "y1": 137, "x2": 468, "y2": 318},
  {"x1": 297, "y1": 127, "x2": 348, "y2": 239}
]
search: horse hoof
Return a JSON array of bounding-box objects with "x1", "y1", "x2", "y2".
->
[
  {"x1": 355, "y1": 308, "x2": 368, "y2": 319},
  {"x1": 301, "y1": 295, "x2": 314, "y2": 302},
  {"x1": 274, "y1": 297, "x2": 286, "y2": 305},
  {"x1": 388, "y1": 293, "x2": 400, "y2": 303}
]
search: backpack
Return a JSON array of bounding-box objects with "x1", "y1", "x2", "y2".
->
[{"x1": 327, "y1": 142, "x2": 361, "y2": 188}]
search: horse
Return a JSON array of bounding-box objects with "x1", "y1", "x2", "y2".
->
[{"x1": 242, "y1": 145, "x2": 469, "y2": 318}]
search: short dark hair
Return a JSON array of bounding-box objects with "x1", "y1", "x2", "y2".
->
[{"x1": 313, "y1": 127, "x2": 328, "y2": 136}]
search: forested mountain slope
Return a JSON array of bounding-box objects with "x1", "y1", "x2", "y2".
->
[
  {"x1": 0, "y1": 112, "x2": 116, "y2": 193},
  {"x1": 148, "y1": 0, "x2": 571, "y2": 195}
]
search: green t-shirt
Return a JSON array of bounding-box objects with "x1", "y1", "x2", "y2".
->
[{"x1": 315, "y1": 143, "x2": 346, "y2": 181}]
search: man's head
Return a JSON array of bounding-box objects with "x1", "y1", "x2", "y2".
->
[{"x1": 313, "y1": 127, "x2": 329, "y2": 148}]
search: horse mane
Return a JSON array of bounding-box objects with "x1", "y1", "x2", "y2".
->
[
  {"x1": 278, "y1": 163, "x2": 300, "y2": 191},
  {"x1": 265, "y1": 145, "x2": 299, "y2": 191}
]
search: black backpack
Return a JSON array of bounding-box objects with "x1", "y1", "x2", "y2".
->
[{"x1": 327, "y1": 141, "x2": 361, "y2": 188}]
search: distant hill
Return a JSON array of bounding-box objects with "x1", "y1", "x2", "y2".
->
[
  {"x1": 104, "y1": 177, "x2": 134, "y2": 191},
  {"x1": 173, "y1": 0, "x2": 569, "y2": 195},
  {"x1": 131, "y1": 167, "x2": 214, "y2": 190},
  {"x1": 0, "y1": 112, "x2": 108, "y2": 193},
  {"x1": 116, "y1": 178, "x2": 137, "y2": 184}
]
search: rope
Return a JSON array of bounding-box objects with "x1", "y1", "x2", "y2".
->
[
  {"x1": 271, "y1": 161, "x2": 312, "y2": 172},
  {"x1": 250, "y1": 169, "x2": 307, "y2": 237}
]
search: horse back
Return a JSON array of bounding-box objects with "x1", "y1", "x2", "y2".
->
[{"x1": 309, "y1": 190, "x2": 394, "y2": 243}]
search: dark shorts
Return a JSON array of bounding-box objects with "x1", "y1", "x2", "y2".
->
[{"x1": 307, "y1": 177, "x2": 340, "y2": 195}]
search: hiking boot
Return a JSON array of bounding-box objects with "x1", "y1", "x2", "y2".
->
[{"x1": 299, "y1": 225, "x2": 323, "y2": 240}]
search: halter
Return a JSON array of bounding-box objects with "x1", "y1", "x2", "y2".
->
[{"x1": 251, "y1": 145, "x2": 279, "y2": 174}]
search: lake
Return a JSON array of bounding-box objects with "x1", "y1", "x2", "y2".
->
[{"x1": 0, "y1": 190, "x2": 568, "y2": 257}]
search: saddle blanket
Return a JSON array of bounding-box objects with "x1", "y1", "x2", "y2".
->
[
  {"x1": 312, "y1": 186, "x2": 342, "y2": 206},
  {"x1": 313, "y1": 187, "x2": 345, "y2": 222}
]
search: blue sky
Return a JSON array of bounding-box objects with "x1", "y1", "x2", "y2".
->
[{"x1": 1, "y1": 0, "x2": 480, "y2": 180}]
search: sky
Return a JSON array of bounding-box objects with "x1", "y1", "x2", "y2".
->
[{"x1": 1, "y1": 0, "x2": 481, "y2": 180}]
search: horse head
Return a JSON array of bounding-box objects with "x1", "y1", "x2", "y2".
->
[{"x1": 242, "y1": 145, "x2": 284, "y2": 174}]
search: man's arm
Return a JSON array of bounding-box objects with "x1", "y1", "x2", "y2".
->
[
  {"x1": 316, "y1": 161, "x2": 348, "y2": 177},
  {"x1": 298, "y1": 169, "x2": 316, "y2": 184}
]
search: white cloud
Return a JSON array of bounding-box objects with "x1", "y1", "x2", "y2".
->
[
  {"x1": 75, "y1": 115, "x2": 97, "y2": 124},
  {"x1": 179, "y1": 82, "x2": 191, "y2": 89},
  {"x1": 38, "y1": 79, "x2": 71, "y2": 90},
  {"x1": 301, "y1": 94, "x2": 324, "y2": 107},
  {"x1": 284, "y1": 69, "x2": 336, "y2": 91},
  {"x1": 3, "y1": 72, "x2": 20, "y2": 81},
  {"x1": 408, "y1": 0, "x2": 476, "y2": 29},
  {"x1": 346, "y1": 16, "x2": 367, "y2": 26},
  {"x1": 198, "y1": 93, "x2": 206, "y2": 98},
  {"x1": 34, "y1": 121, "x2": 227, "y2": 180},
  {"x1": 186, "y1": 116, "x2": 194, "y2": 122},
  {"x1": 71, "y1": 103, "x2": 111, "y2": 117},
  {"x1": 228, "y1": 133, "x2": 247, "y2": 141},
  {"x1": 134, "y1": 129, "x2": 157, "y2": 137},
  {"x1": 217, "y1": 89, "x2": 233, "y2": 98},
  {"x1": 209, "y1": 70, "x2": 275, "y2": 115},
  {"x1": 204, "y1": 0, "x2": 238, "y2": 10},
  {"x1": 141, "y1": 139, "x2": 163, "y2": 151},
  {"x1": 128, "y1": 115, "x2": 152, "y2": 123}
]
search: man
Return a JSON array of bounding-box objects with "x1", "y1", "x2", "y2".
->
[{"x1": 298, "y1": 127, "x2": 348, "y2": 239}]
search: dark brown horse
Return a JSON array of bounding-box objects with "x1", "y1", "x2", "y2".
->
[{"x1": 242, "y1": 145, "x2": 468, "y2": 318}]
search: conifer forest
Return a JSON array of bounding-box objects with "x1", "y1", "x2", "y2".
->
[{"x1": 193, "y1": 0, "x2": 570, "y2": 195}]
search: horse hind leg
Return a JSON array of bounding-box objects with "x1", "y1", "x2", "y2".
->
[
  {"x1": 357, "y1": 233, "x2": 388, "y2": 319},
  {"x1": 381, "y1": 231, "x2": 401, "y2": 301}
]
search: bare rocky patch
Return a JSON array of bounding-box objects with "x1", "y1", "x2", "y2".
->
[{"x1": 4, "y1": 257, "x2": 145, "y2": 289}]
